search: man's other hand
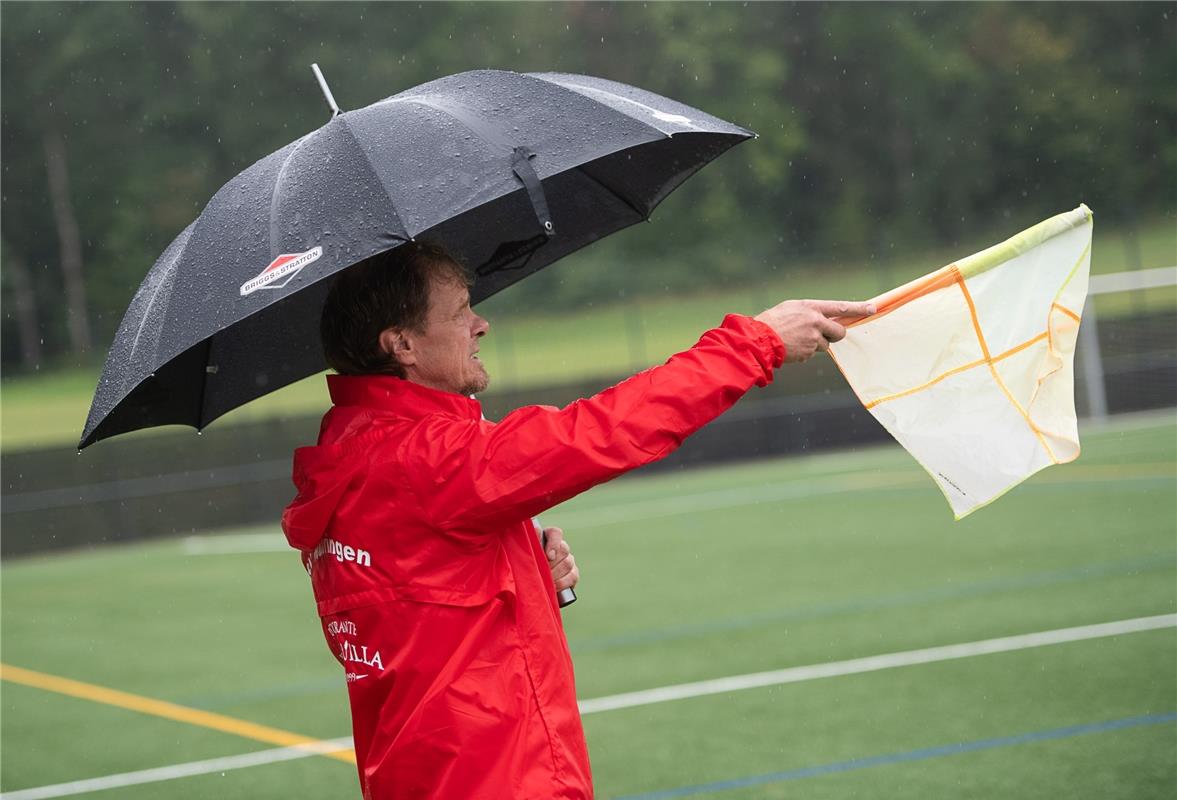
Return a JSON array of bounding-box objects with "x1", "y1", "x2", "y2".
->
[
  {"x1": 754, "y1": 299, "x2": 875, "y2": 363},
  {"x1": 543, "y1": 527, "x2": 579, "y2": 591}
]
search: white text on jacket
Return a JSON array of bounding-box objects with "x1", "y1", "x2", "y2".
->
[{"x1": 306, "y1": 538, "x2": 372, "y2": 575}]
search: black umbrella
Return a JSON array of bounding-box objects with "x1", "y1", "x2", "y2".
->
[{"x1": 81, "y1": 68, "x2": 753, "y2": 449}]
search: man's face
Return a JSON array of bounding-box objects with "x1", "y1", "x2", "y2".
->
[{"x1": 401, "y1": 273, "x2": 490, "y2": 396}]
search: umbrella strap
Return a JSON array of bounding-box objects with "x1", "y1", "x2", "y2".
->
[{"x1": 512, "y1": 147, "x2": 555, "y2": 238}]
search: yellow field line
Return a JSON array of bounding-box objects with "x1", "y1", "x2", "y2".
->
[{"x1": 0, "y1": 663, "x2": 356, "y2": 765}]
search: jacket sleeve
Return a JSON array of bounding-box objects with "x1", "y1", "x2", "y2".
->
[{"x1": 396, "y1": 314, "x2": 785, "y2": 531}]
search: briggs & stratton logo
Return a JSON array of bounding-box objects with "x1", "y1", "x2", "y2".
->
[{"x1": 240, "y1": 247, "x2": 323, "y2": 296}]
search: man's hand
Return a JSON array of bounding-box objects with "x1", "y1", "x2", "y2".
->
[
  {"x1": 754, "y1": 299, "x2": 876, "y2": 363},
  {"x1": 542, "y1": 526, "x2": 579, "y2": 591}
]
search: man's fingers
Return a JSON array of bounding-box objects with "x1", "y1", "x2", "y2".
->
[
  {"x1": 807, "y1": 299, "x2": 876, "y2": 319},
  {"x1": 817, "y1": 316, "x2": 847, "y2": 343},
  {"x1": 553, "y1": 559, "x2": 578, "y2": 590},
  {"x1": 550, "y1": 554, "x2": 576, "y2": 581},
  {"x1": 550, "y1": 541, "x2": 570, "y2": 563},
  {"x1": 542, "y1": 526, "x2": 565, "y2": 562}
]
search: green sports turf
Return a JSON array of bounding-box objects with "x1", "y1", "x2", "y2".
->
[{"x1": 1, "y1": 413, "x2": 1174, "y2": 798}]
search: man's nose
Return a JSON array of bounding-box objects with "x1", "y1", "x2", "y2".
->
[{"x1": 473, "y1": 314, "x2": 489, "y2": 338}]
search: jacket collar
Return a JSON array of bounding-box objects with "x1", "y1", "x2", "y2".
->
[{"x1": 326, "y1": 374, "x2": 482, "y2": 421}]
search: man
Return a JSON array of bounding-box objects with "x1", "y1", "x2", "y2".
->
[{"x1": 282, "y1": 241, "x2": 873, "y2": 798}]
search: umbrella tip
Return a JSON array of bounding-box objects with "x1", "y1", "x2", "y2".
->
[{"x1": 311, "y1": 63, "x2": 342, "y2": 118}]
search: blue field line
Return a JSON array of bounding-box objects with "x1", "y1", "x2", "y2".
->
[
  {"x1": 612, "y1": 712, "x2": 1177, "y2": 800},
  {"x1": 181, "y1": 550, "x2": 1167, "y2": 705},
  {"x1": 179, "y1": 553, "x2": 1175, "y2": 708},
  {"x1": 569, "y1": 551, "x2": 1177, "y2": 653},
  {"x1": 177, "y1": 676, "x2": 342, "y2": 710}
]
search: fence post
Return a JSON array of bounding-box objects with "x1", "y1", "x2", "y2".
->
[{"x1": 1079, "y1": 297, "x2": 1108, "y2": 421}]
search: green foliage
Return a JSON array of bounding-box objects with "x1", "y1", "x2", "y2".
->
[{"x1": 1, "y1": 2, "x2": 1174, "y2": 373}]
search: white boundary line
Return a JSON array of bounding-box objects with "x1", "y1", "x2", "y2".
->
[
  {"x1": 178, "y1": 413, "x2": 1176, "y2": 556},
  {"x1": 0, "y1": 738, "x2": 354, "y2": 800},
  {"x1": 181, "y1": 533, "x2": 288, "y2": 555},
  {"x1": 8, "y1": 616, "x2": 1173, "y2": 797},
  {"x1": 1089, "y1": 265, "x2": 1176, "y2": 295},
  {"x1": 578, "y1": 614, "x2": 1177, "y2": 714},
  {"x1": 180, "y1": 454, "x2": 1172, "y2": 554},
  {"x1": 178, "y1": 473, "x2": 927, "y2": 555},
  {"x1": 555, "y1": 472, "x2": 924, "y2": 531}
]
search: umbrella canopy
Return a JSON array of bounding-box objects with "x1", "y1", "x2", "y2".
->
[{"x1": 81, "y1": 70, "x2": 753, "y2": 449}]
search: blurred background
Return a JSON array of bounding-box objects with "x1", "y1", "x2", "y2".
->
[
  {"x1": 1, "y1": 3, "x2": 1174, "y2": 799},
  {"x1": 4, "y1": 2, "x2": 1176, "y2": 362},
  {"x1": 2, "y1": 1, "x2": 1173, "y2": 552}
]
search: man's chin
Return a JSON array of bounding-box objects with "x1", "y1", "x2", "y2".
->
[{"x1": 461, "y1": 373, "x2": 490, "y2": 397}]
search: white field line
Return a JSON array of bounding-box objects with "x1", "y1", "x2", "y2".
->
[
  {"x1": 178, "y1": 414, "x2": 1174, "y2": 556},
  {"x1": 555, "y1": 471, "x2": 923, "y2": 531},
  {"x1": 179, "y1": 472, "x2": 925, "y2": 555},
  {"x1": 10, "y1": 616, "x2": 1173, "y2": 798},
  {"x1": 550, "y1": 463, "x2": 1170, "y2": 531},
  {"x1": 182, "y1": 457, "x2": 1174, "y2": 556},
  {"x1": 0, "y1": 738, "x2": 354, "y2": 800},
  {"x1": 181, "y1": 533, "x2": 288, "y2": 555},
  {"x1": 1088, "y1": 265, "x2": 1177, "y2": 294},
  {"x1": 1080, "y1": 407, "x2": 1177, "y2": 434},
  {"x1": 577, "y1": 613, "x2": 1177, "y2": 715}
]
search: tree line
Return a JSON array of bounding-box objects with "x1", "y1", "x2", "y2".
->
[{"x1": 2, "y1": 2, "x2": 1173, "y2": 373}]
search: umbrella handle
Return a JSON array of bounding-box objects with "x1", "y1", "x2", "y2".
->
[{"x1": 534, "y1": 518, "x2": 577, "y2": 609}]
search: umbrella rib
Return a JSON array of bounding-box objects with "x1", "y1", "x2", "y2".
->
[
  {"x1": 195, "y1": 336, "x2": 215, "y2": 431},
  {"x1": 335, "y1": 116, "x2": 410, "y2": 236},
  {"x1": 124, "y1": 269, "x2": 174, "y2": 367},
  {"x1": 380, "y1": 95, "x2": 516, "y2": 152},
  {"x1": 574, "y1": 167, "x2": 649, "y2": 222},
  {"x1": 529, "y1": 73, "x2": 697, "y2": 136},
  {"x1": 267, "y1": 132, "x2": 318, "y2": 260},
  {"x1": 80, "y1": 220, "x2": 199, "y2": 446}
]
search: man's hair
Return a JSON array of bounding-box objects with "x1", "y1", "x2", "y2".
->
[{"x1": 320, "y1": 241, "x2": 471, "y2": 377}]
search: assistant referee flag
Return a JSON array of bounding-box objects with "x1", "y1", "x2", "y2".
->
[{"x1": 830, "y1": 205, "x2": 1093, "y2": 518}]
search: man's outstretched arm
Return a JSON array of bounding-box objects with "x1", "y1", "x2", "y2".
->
[{"x1": 398, "y1": 300, "x2": 874, "y2": 530}]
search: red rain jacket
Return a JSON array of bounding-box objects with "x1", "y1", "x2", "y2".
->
[{"x1": 281, "y1": 315, "x2": 784, "y2": 799}]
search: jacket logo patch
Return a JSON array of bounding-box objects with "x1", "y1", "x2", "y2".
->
[{"x1": 240, "y1": 247, "x2": 322, "y2": 296}]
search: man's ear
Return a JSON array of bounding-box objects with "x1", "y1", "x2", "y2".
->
[{"x1": 378, "y1": 327, "x2": 415, "y2": 368}]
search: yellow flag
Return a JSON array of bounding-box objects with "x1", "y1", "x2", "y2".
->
[{"x1": 830, "y1": 205, "x2": 1093, "y2": 519}]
